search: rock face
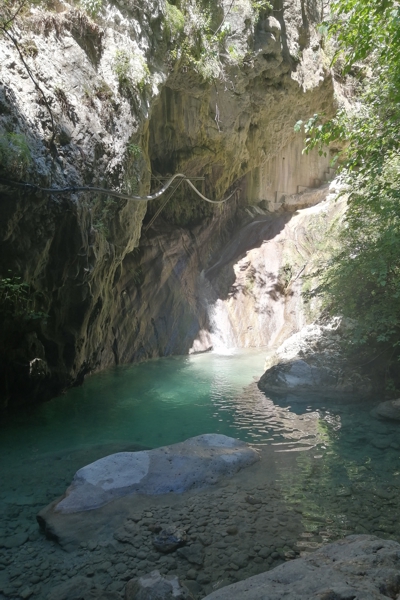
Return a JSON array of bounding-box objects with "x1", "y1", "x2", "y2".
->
[
  {"x1": 192, "y1": 188, "x2": 345, "y2": 353},
  {"x1": 258, "y1": 318, "x2": 372, "y2": 398},
  {"x1": 202, "y1": 535, "x2": 400, "y2": 600},
  {"x1": 0, "y1": 0, "x2": 337, "y2": 407},
  {"x1": 41, "y1": 435, "x2": 259, "y2": 514},
  {"x1": 372, "y1": 398, "x2": 400, "y2": 421}
]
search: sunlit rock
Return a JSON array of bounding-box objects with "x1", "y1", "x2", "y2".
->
[
  {"x1": 258, "y1": 318, "x2": 372, "y2": 398},
  {"x1": 372, "y1": 398, "x2": 400, "y2": 421},
  {"x1": 39, "y1": 435, "x2": 259, "y2": 515},
  {"x1": 202, "y1": 535, "x2": 400, "y2": 600}
]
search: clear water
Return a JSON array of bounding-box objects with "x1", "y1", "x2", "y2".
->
[
  {"x1": 1, "y1": 348, "x2": 400, "y2": 542},
  {"x1": 1, "y1": 349, "x2": 271, "y2": 459}
]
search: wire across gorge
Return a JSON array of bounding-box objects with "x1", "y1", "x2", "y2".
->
[{"x1": 0, "y1": 173, "x2": 238, "y2": 204}]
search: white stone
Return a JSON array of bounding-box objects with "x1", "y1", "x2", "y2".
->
[{"x1": 54, "y1": 434, "x2": 259, "y2": 513}]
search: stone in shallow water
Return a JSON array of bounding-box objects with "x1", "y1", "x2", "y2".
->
[
  {"x1": 46, "y1": 435, "x2": 259, "y2": 514},
  {"x1": 371, "y1": 398, "x2": 400, "y2": 421},
  {"x1": 153, "y1": 527, "x2": 187, "y2": 554},
  {"x1": 125, "y1": 570, "x2": 193, "y2": 600},
  {"x1": 177, "y1": 544, "x2": 204, "y2": 566},
  {"x1": 47, "y1": 578, "x2": 90, "y2": 600}
]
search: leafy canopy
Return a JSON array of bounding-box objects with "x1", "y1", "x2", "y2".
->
[{"x1": 295, "y1": 0, "x2": 400, "y2": 369}]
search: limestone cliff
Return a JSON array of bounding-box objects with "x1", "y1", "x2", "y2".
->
[{"x1": 0, "y1": 0, "x2": 336, "y2": 408}]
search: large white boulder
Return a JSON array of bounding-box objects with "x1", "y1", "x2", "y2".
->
[{"x1": 53, "y1": 434, "x2": 259, "y2": 514}]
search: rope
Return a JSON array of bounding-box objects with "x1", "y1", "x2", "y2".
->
[{"x1": 0, "y1": 174, "x2": 238, "y2": 204}]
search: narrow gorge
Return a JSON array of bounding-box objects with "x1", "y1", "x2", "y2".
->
[
  {"x1": 2, "y1": 1, "x2": 400, "y2": 600},
  {"x1": 0, "y1": 0, "x2": 338, "y2": 408}
]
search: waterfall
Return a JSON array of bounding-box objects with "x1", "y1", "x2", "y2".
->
[{"x1": 207, "y1": 298, "x2": 237, "y2": 353}]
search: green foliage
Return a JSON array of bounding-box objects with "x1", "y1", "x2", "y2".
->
[
  {"x1": 0, "y1": 132, "x2": 31, "y2": 178},
  {"x1": 94, "y1": 79, "x2": 113, "y2": 102},
  {"x1": 113, "y1": 49, "x2": 131, "y2": 85},
  {"x1": 163, "y1": 0, "x2": 271, "y2": 80},
  {"x1": 251, "y1": 0, "x2": 272, "y2": 21},
  {"x1": 79, "y1": 0, "x2": 102, "y2": 17},
  {"x1": 0, "y1": 274, "x2": 47, "y2": 323},
  {"x1": 93, "y1": 197, "x2": 117, "y2": 238},
  {"x1": 279, "y1": 263, "x2": 293, "y2": 289},
  {"x1": 127, "y1": 143, "x2": 141, "y2": 159},
  {"x1": 227, "y1": 44, "x2": 243, "y2": 64},
  {"x1": 112, "y1": 49, "x2": 150, "y2": 92},
  {"x1": 295, "y1": 0, "x2": 400, "y2": 370},
  {"x1": 164, "y1": 1, "x2": 243, "y2": 81},
  {"x1": 165, "y1": 1, "x2": 185, "y2": 37}
]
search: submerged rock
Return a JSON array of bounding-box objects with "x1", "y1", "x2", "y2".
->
[
  {"x1": 47, "y1": 576, "x2": 120, "y2": 600},
  {"x1": 177, "y1": 544, "x2": 205, "y2": 566},
  {"x1": 125, "y1": 570, "x2": 193, "y2": 600},
  {"x1": 371, "y1": 398, "x2": 400, "y2": 421},
  {"x1": 39, "y1": 435, "x2": 259, "y2": 515},
  {"x1": 202, "y1": 535, "x2": 400, "y2": 600},
  {"x1": 153, "y1": 527, "x2": 187, "y2": 554},
  {"x1": 258, "y1": 319, "x2": 372, "y2": 398}
]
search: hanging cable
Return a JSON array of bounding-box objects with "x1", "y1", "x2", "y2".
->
[{"x1": 0, "y1": 174, "x2": 238, "y2": 204}]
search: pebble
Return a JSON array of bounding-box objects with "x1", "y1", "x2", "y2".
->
[
  {"x1": 226, "y1": 526, "x2": 238, "y2": 535},
  {"x1": 186, "y1": 569, "x2": 197, "y2": 580},
  {"x1": 114, "y1": 562, "x2": 127, "y2": 574}
]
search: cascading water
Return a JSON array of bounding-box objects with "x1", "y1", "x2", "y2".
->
[
  {"x1": 207, "y1": 298, "x2": 238, "y2": 352},
  {"x1": 191, "y1": 195, "x2": 342, "y2": 356}
]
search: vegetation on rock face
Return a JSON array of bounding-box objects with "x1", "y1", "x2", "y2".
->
[
  {"x1": 165, "y1": 0, "x2": 272, "y2": 80},
  {"x1": 0, "y1": 274, "x2": 47, "y2": 330},
  {"x1": 0, "y1": 132, "x2": 32, "y2": 177},
  {"x1": 296, "y1": 0, "x2": 400, "y2": 387}
]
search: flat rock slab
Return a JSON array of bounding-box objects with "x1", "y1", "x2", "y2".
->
[
  {"x1": 47, "y1": 435, "x2": 259, "y2": 514},
  {"x1": 202, "y1": 535, "x2": 400, "y2": 600}
]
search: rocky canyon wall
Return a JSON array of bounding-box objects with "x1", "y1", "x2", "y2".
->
[{"x1": 0, "y1": 0, "x2": 337, "y2": 408}]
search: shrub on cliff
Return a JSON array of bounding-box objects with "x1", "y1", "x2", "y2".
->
[{"x1": 0, "y1": 132, "x2": 32, "y2": 178}]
